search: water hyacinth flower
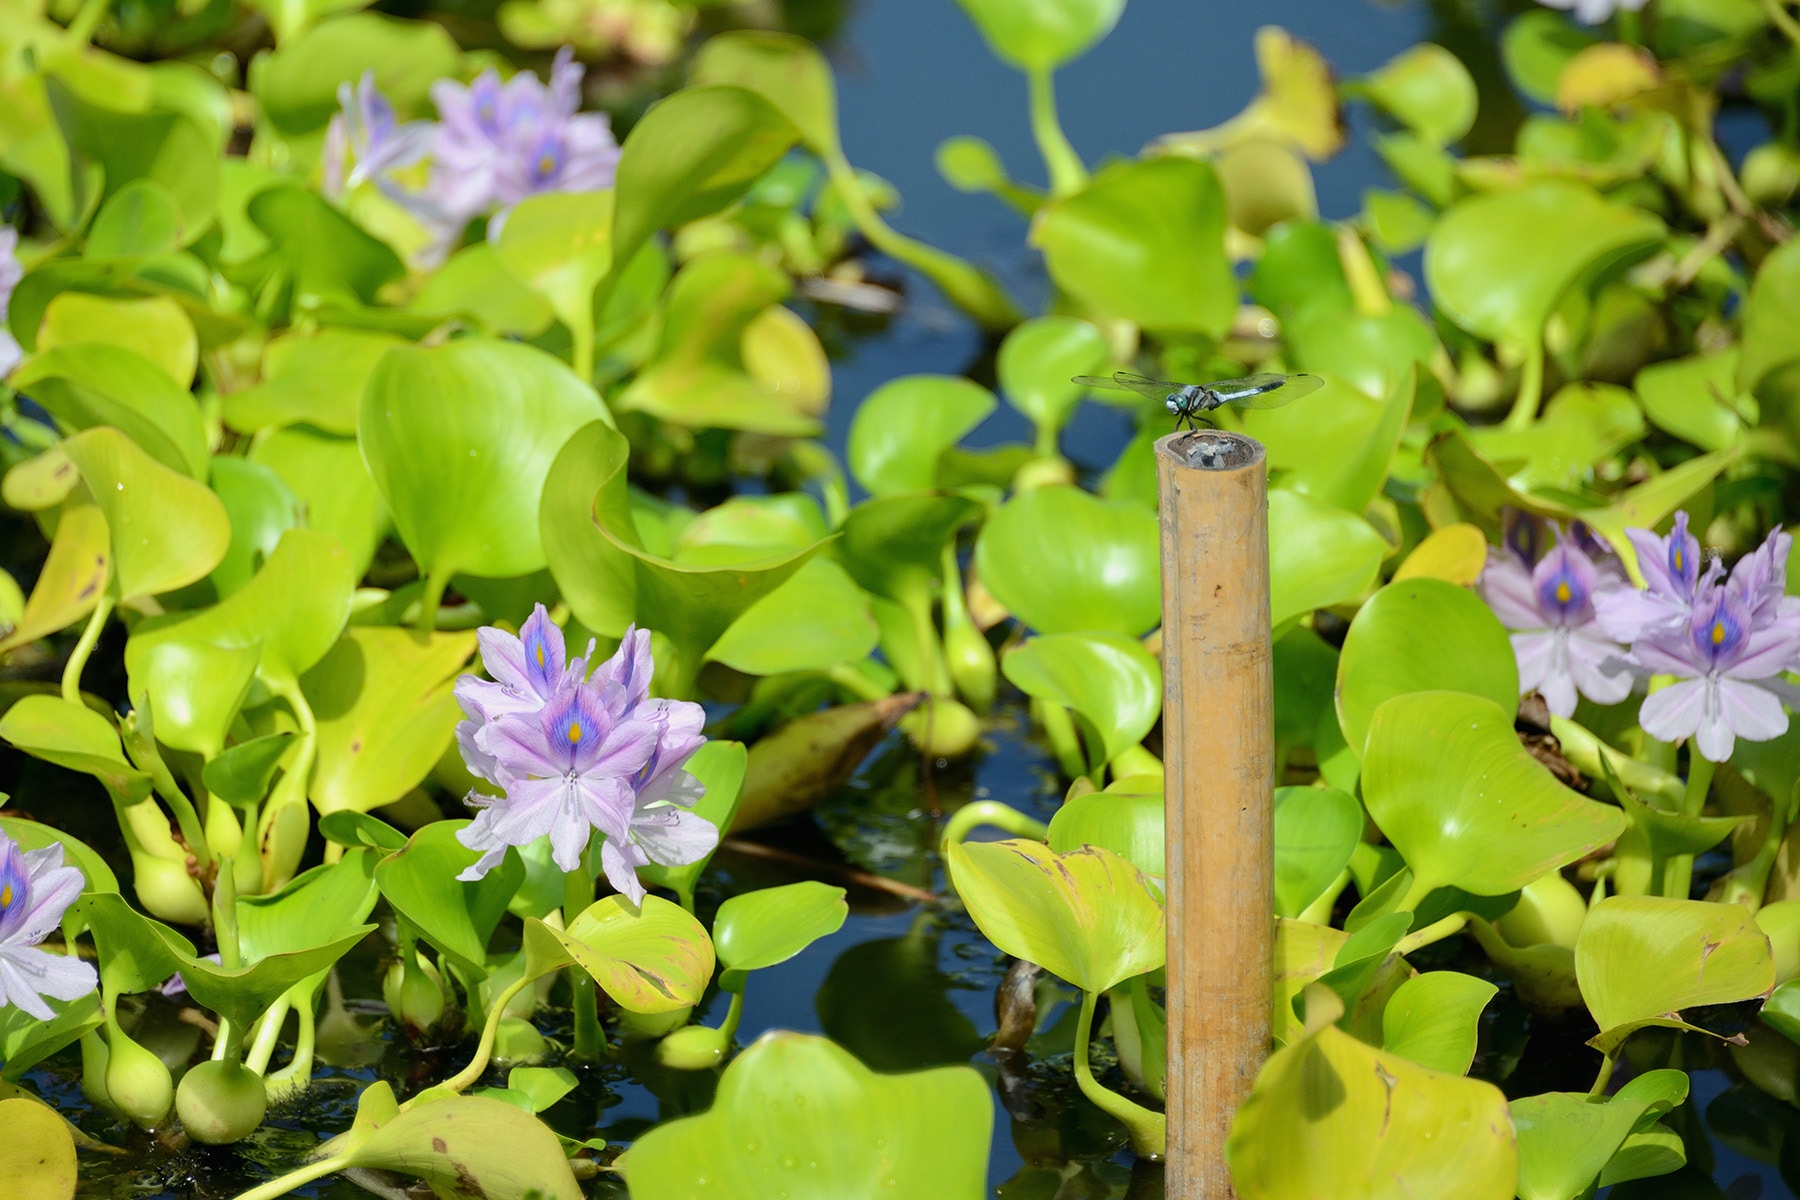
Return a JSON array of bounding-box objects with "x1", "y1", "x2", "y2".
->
[
  {"x1": 0, "y1": 832, "x2": 97, "y2": 1020},
  {"x1": 1478, "y1": 526, "x2": 1633, "y2": 718},
  {"x1": 456, "y1": 614, "x2": 716, "y2": 903},
  {"x1": 1594, "y1": 511, "x2": 1718, "y2": 643},
  {"x1": 1535, "y1": 0, "x2": 1647, "y2": 24},
  {"x1": 322, "y1": 72, "x2": 437, "y2": 202},
  {"x1": 0, "y1": 227, "x2": 23, "y2": 378}
]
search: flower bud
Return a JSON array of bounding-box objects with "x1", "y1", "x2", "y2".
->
[
  {"x1": 176, "y1": 1059, "x2": 268, "y2": 1144},
  {"x1": 104, "y1": 1022, "x2": 173, "y2": 1130}
]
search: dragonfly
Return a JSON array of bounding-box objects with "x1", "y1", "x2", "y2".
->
[{"x1": 1072, "y1": 370, "x2": 1325, "y2": 431}]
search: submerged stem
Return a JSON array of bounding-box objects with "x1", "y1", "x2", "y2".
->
[
  {"x1": 62, "y1": 593, "x2": 115, "y2": 704},
  {"x1": 1072, "y1": 989, "x2": 1166, "y2": 1158}
]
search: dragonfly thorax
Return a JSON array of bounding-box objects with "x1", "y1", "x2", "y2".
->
[{"x1": 1166, "y1": 386, "x2": 1210, "y2": 416}]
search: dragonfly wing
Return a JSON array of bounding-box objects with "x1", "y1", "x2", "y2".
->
[
  {"x1": 1072, "y1": 371, "x2": 1185, "y2": 401},
  {"x1": 1217, "y1": 373, "x2": 1325, "y2": 410}
]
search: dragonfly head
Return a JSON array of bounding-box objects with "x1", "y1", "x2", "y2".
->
[{"x1": 1164, "y1": 394, "x2": 1182, "y2": 414}]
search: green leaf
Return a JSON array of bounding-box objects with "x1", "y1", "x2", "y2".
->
[
  {"x1": 1469, "y1": 382, "x2": 1647, "y2": 492},
  {"x1": 62, "y1": 426, "x2": 229, "y2": 602},
  {"x1": 1243, "y1": 371, "x2": 1415, "y2": 513},
  {"x1": 237, "y1": 851, "x2": 378, "y2": 960},
  {"x1": 945, "y1": 838, "x2": 1164, "y2": 994},
  {"x1": 0, "y1": 694, "x2": 151, "y2": 806},
  {"x1": 848, "y1": 375, "x2": 996, "y2": 496},
  {"x1": 706, "y1": 558, "x2": 879, "y2": 676},
  {"x1": 1363, "y1": 692, "x2": 1627, "y2": 897},
  {"x1": 1336, "y1": 577, "x2": 1519, "y2": 757},
  {"x1": 0, "y1": 1095, "x2": 77, "y2": 1198},
  {"x1": 1501, "y1": 11, "x2": 1598, "y2": 105},
  {"x1": 250, "y1": 12, "x2": 459, "y2": 136},
  {"x1": 223, "y1": 328, "x2": 405, "y2": 436},
  {"x1": 1035, "y1": 157, "x2": 1235, "y2": 337},
  {"x1": 1348, "y1": 43, "x2": 1477, "y2": 148},
  {"x1": 38, "y1": 292, "x2": 195, "y2": 387},
  {"x1": 0, "y1": 992, "x2": 104, "y2": 1081},
  {"x1": 48, "y1": 80, "x2": 217, "y2": 242},
  {"x1": 837, "y1": 492, "x2": 982, "y2": 608},
  {"x1": 85, "y1": 179, "x2": 182, "y2": 259},
  {"x1": 304, "y1": 627, "x2": 475, "y2": 816},
  {"x1": 624, "y1": 1031, "x2": 991, "y2": 1198},
  {"x1": 637, "y1": 740, "x2": 748, "y2": 900},
  {"x1": 0, "y1": 817, "x2": 119, "y2": 894},
  {"x1": 1576, "y1": 895, "x2": 1775, "y2": 1055},
  {"x1": 375, "y1": 820, "x2": 523, "y2": 971},
  {"x1": 1380, "y1": 971, "x2": 1497, "y2": 1075},
  {"x1": 1740, "y1": 236, "x2": 1800, "y2": 395},
  {"x1": 0, "y1": 500, "x2": 108, "y2": 654},
  {"x1": 541, "y1": 420, "x2": 822, "y2": 689},
  {"x1": 1046, "y1": 774, "x2": 1164, "y2": 879},
  {"x1": 249, "y1": 426, "x2": 388, "y2": 576},
  {"x1": 1267, "y1": 489, "x2": 1391, "y2": 627},
  {"x1": 1226, "y1": 990, "x2": 1518, "y2": 1200},
  {"x1": 1001, "y1": 632, "x2": 1160, "y2": 766},
  {"x1": 15, "y1": 344, "x2": 207, "y2": 477},
  {"x1": 548, "y1": 895, "x2": 715, "y2": 1014},
  {"x1": 207, "y1": 456, "x2": 300, "y2": 598},
  {"x1": 493, "y1": 189, "x2": 613, "y2": 349},
  {"x1": 1424, "y1": 180, "x2": 1664, "y2": 346},
  {"x1": 413, "y1": 242, "x2": 555, "y2": 337},
  {"x1": 997, "y1": 316, "x2": 1110, "y2": 442},
  {"x1": 1511, "y1": 1069, "x2": 1689, "y2": 1200},
  {"x1": 1272, "y1": 786, "x2": 1361, "y2": 919},
  {"x1": 609, "y1": 86, "x2": 800, "y2": 291},
  {"x1": 248, "y1": 187, "x2": 404, "y2": 306},
  {"x1": 952, "y1": 0, "x2": 1124, "y2": 70},
  {"x1": 1635, "y1": 349, "x2": 1744, "y2": 453},
  {"x1": 201, "y1": 732, "x2": 297, "y2": 805},
  {"x1": 361, "y1": 337, "x2": 611, "y2": 586},
  {"x1": 976, "y1": 485, "x2": 1160, "y2": 636},
  {"x1": 713, "y1": 880, "x2": 847, "y2": 986},
  {"x1": 317, "y1": 810, "x2": 409, "y2": 853},
  {"x1": 337, "y1": 1094, "x2": 582, "y2": 1199}
]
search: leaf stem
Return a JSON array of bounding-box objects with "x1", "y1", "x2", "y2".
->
[
  {"x1": 1765, "y1": 0, "x2": 1800, "y2": 48},
  {"x1": 437, "y1": 975, "x2": 535, "y2": 1095},
  {"x1": 1664, "y1": 752, "x2": 1718, "y2": 900},
  {"x1": 61, "y1": 593, "x2": 114, "y2": 704},
  {"x1": 226, "y1": 1153, "x2": 354, "y2": 1200},
  {"x1": 1026, "y1": 66, "x2": 1086, "y2": 198},
  {"x1": 417, "y1": 567, "x2": 450, "y2": 635},
  {"x1": 564, "y1": 857, "x2": 601, "y2": 1061},
  {"x1": 1072, "y1": 989, "x2": 1166, "y2": 1158},
  {"x1": 1589, "y1": 1050, "x2": 1617, "y2": 1097},
  {"x1": 1503, "y1": 340, "x2": 1545, "y2": 431},
  {"x1": 939, "y1": 800, "x2": 1049, "y2": 849}
]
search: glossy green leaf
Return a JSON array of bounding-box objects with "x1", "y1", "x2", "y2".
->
[
  {"x1": 1272, "y1": 786, "x2": 1360, "y2": 919},
  {"x1": 1635, "y1": 349, "x2": 1744, "y2": 453},
  {"x1": 638, "y1": 740, "x2": 748, "y2": 900},
  {"x1": 837, "y1": 492, "x2": 981, "y2": 608},
  {"x1": 848, "y1": 375, "x2": 996, "y2": 496},
  {"x1": 945, "y1": 838, "x2": 1164, "y2": 994},
  {"x1": 1364, "y1": 692, "x2": 1626, "y2": 898},
  {"x1": 1425, "y1": 181, "x2": 1664, "y2": 346},
  {"x1": 1267, "y1": 489, "x2": 1391, "y2": 627},
  {"x1": 201, "y1": 733, "x2": 297, "y2": 806},
  {"x1": 1046, "y1": 773, "x2": 1164, "y2": 879},
  {"x1": 0, "y1": 817, "x2": 118, "y2": 895},
  {"x1": 1035, "y1": 157, "x2": 1235, "y2": 337},
  {"x1": 250, "y1": 12, "x2": 458, "y2": 135},
  {"x1": 412, "y1": 242, "x2": 555, "y2": 337},
  {"x1": 1511, "y1": 1069, "x2": 1689, "y2": 1200},
  {"x1": 976, "y1": 485, "x2": 1160, "y2": 636},
  {"x1": 375, "y1": 820, "x2": 523, "y2": 971},
  {"x1": 15, "y1": 344, "x2": 207, "y2": 478},
  {"x1": 0, "y1": 695, "x2": 150, "y2": 806},
  {"x1": 1002, "y1": 632, "x2": 1160, "y2": 766},
  {"x1": 224, "y1": 328, "x2": 404, "y2": 436},
  {"x1": 1740, "y1": 218, "x2": 1800, "y2": 394},
  {"x1": 318, "y1": 810, "x2": 409, "y2": 854},
  {"x1": 248, "y1": 426, "x2": 388, "y2": 576},
  {"x1": 1501, "y1": 11, "x2": 1598, "y2": 105},
  {"x1": 1244, "y1": 371, "x2": 1414, "y2": 513},
  {"x1": 86, "y1": 179, "x2": 182, "y2": 259},
  {"x1": 1226, "y1": 989, "x2": 1518, "y2": 1200},
  {"x1": 361, "y1": 338, "x2": 610, "y2": 587},
  {"x1": 0, "y1": 991, "x2": 104, "y2": 1080},
  {"x1": 304, "y1": 627, "x2": 477, "y2": 815},
  {"x1": 62, "y1": 426, "x2": 229, "y2": 602},
  {"x1": 238, "y1": 851, "x2": 379, "y2": 960},
  {"x1": 997, "y1": 317, "x2": 1110, "y2": 441},
  {"x1": 1336, "y1": 577, "x2": 1519, "y2": 756},
  {"x1": 49, "y1": 81, "x2": 217, "y2": 240},
  {"x1": 248, "y1": 187, "x2": 404, "y2": 306},
  {"x1": 953, "y1": 0, "x2": 1124, "y2": 70},
  {"x1": 548, "y1": 895, "x2": 715, "y2": 1014},
  {"x1": 336, "y1": 1094, "x2": 582, "y2": 1200},
  {"x1": 208, "y1": 456, "x2": 300, "y2": 598},
  {"x1": 493, "y1": 189, "x2": 613, "y2": 346},
  {"x1": 1349, "y1": 43, "x2": 1477, "y2": 148},
  {"x1": 1577, "y1": 896, "x2": 1775, "y2": 1054},
  {"x1": 610, "y1": 86, "x2": 800, "y2": 289},
  {"x1": 1380, "y1": 971, "x2": 1497, "y2": 1075},
  {"x1": 625, "y1": 1031, "x2": 991, "y2": 1198},
  {"x1": 707, "y1": 558, "x2": 878, "y2": 676},
  {"x1": 713, "y1": 881, "x2": 848, "y2": 984},
  {"x1": 38, "y1": 292, "x2": 195, "y2": 387},
  {"x1": 1469, "y1": 382, "x2": 1646, "y2": 492},
  {"x1": 542, "y1": 421, "x2": 823, "y2": 691}
]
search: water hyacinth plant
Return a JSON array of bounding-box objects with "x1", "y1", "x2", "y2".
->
[{"x1": 4, "y1": 0, "x2": 1800, "y2": 1194}]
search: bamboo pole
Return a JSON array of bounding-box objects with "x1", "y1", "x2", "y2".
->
[{"x1": 1156, "y1": 429, "x2": 1274, "y2": 1199}]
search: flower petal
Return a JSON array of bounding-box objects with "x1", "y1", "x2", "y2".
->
[
  {"x1": 631, "y1": 809, "x2": 719, "y2": 869},
  {"x1": 1638, "y1": 679, "x2": 1709, "y2": 745}
]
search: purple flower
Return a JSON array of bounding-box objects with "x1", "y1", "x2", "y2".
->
[
  {"x1": 1479, "y1": 532, "x2": 1633, "y2": 718},
  {"x1": 0, "y1": 833, "x2": 97, "y2": 1020},
  {"x1": 430, "y1": 48, "x2": 620, "y2": 223},
  {"x1": 454, "y1": 619, "x2": 716, "y2": 903},
  {"x1": 0, "y1": 228, "x2": 22, "y2": 378},
  {"x1": 1595, "y1": 511, "x2": 1719, "y2": 643},
  {"x1": 1634, "y1": 582, "x2": 1800, "y2": 762},
  {"x1": 322, "y1": 72, "x2": 436, "y2": 201}
]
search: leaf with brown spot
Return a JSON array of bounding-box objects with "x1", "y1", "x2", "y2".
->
[
  {"x1": 0, "y1": 500, "x2": 110, "y2": 653},
  {"x1": 549, "y1": 894, "x2": 715, "y2": 1014},
  {"x1": 340, "y1": 1094, "x2": 581, "y2": 1200}
]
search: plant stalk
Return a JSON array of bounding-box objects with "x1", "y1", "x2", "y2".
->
[
  {"x1": 564, "y1": 858, "x2": 602, "y2": 1061},
  {"x1": 1664, "y1": 753, "x2": 1719, "y2": 900},
  {"x1": 438, "y1": 976, "x2": 535, "y2": 1094},
  {"x1": 1026, "y1": 66, "x2": 1086, "y2": 197},
  {"x1": 1503, "y1": 340, "x2": 1546, "y2": 431},
  {"x1": 61, "y1": 593, "x2": 114, "y2": 704},
  {"x1": 1072, "y1": 989, "x2": 1166, "y2": 1158}
]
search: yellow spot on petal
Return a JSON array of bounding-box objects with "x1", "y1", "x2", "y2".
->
[
  {"x1": 538, "y1": 153, "x2": 556, "y2": 176},
  {"x1": 536, "y1": 643, "x2": 545, "y2": 668},
  {"x1": 568, "y1": 720, "x2": 582, "y2": 744},
  {"x1": 1555, "y1": 581, "x2": 1571, "y2": 604},
  {"x1": 0, "y1": 884, "x2": 10, "y2": 909},
  {"x1": 1713, "y1": 621, "x2": 1727, "y2": 645}
]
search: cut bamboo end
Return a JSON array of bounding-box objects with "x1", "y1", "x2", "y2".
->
[{"x1": 1155, "y1": 429, "x2": 1275, "y2": 1200}]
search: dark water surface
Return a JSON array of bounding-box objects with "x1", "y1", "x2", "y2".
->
[{"x1": 33, "y1": 0, "x2": 1800, "y2": 1196}]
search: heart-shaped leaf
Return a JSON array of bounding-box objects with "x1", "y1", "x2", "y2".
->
[
  {"x1": 1267, "y1": 489, "x2": 1391, "y2": 627},
  {"x1": 1047, "y1": 774, "x2": 1163, "y2": 879},
  {"x1": 375, "y1": 821, "x2": 523, "y2": 971},
  {"x1": 976, "y1": 485, "x2": 1160, "y2": 636},
  {"x1": 1511, "y1": 1069, "x2": 1689, "y2": 1200},
  {"x1": 1380, "y1": 970, "x2": 1497, "y2": 1075},
  {"x1": 1001, "y1": 632, "x2": 1160, "y2": 767},
  {"x1": 544, "y1": 895, "x2": 715, "y2": 1014},
  {"x1": 848, "y1": 375, "x2": 996, "y2": 496},
  {"x1": 62, "y1": 426, "x2": 229, "y2": 602},
  {"x1": 1272, "y1": 786, "x2": 1361, "y2": 919},
  {"x1": 713, "y1": 880, "x2": 847, "y2": 986}
]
